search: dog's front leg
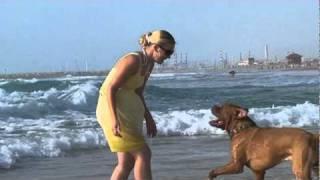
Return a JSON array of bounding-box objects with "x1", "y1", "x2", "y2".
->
[{"x1": 208, "y1": 161, "x2": 244, "y2": 180}]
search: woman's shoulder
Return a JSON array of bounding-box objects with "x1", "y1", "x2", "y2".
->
[
  {"x1": 127, "y1": 51, "x2": 142, "y2": 57},
  {"x1": 118, "y1": 51, "x2": 141, "y2": 60},
  {"x1": 114, "y1": 51, "x2": 142, "y2": 73},
  {"x1": 120, "y1": 51, "x2": 142, "y2": 64}
]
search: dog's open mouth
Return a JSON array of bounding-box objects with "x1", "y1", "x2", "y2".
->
[{"x1": 209, "y1": 119, "x2": 225, "y2": 129}]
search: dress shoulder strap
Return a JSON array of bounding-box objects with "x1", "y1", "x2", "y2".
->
[
  {"x1": 127, "y1": 51, "x2": 145, "y2": 67},
  {"x1": 117, "y1": 51, "x2": 141, "y2": 65},
  {"x1": 127, "y1": 52, "x2": 140, "y2": 56},
  {"x1": 125, "y1": 51, "x2": 146, "y2": 73},
  {"x1": 117, "y1": 51, "x2": 147, "y2": 76}
]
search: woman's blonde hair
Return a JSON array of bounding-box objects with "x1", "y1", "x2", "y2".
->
[{"x1": 139, "y1": 30, "x2": 175, "y2": 49}]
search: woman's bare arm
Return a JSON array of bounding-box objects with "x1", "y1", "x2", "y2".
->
[{"x1": 105, "y1": 55, "x2": 139, "y2": 137}]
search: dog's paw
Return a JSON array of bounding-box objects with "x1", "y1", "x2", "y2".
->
[{"x1": 208, "y1": 169, "x2": 217, "y2": 180}]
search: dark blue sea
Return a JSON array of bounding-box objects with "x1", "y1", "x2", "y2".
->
[{"x1": 0, "y1": 70, "x2": 318, "y2": 172}]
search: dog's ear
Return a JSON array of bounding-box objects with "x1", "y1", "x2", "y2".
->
[
  {"x1": 235, "y1": 108, "x2": 248, "y2": 118},
  {"x1": 211, "y1": 105, "x2": 221, "y2": 116}
]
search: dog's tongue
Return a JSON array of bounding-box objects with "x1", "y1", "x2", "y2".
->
[
  {"x1": 209, "y1": 119, "x2": 224, "y2": 129},
  {"x1": 209, "y1": 120, "x2": 219, "y2": 127}
]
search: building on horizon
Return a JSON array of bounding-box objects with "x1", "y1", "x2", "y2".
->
[
  {"x1": 286, "y1": 52, "x2": 302, "y2": 65},
  {"x1": 237, "y1": 57, "x2": 255, "y2": 66}
]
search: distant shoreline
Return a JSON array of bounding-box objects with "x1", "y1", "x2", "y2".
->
[
  {"x1": 0, "y1": 66, "x2": 318, "y2": 80},
  {"x1": 0, "y1": 70, "x2": 108, "y2": 80}
]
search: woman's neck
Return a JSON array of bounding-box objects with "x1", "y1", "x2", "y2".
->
[{"x1": 142, "y1": 48, "x2": 154, "y2": 65}]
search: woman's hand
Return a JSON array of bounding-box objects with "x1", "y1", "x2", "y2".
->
[
  {"x1": 146, "y1": 116, "x2": 157, "y2": 137},
  {"x1": 111, "y1": 120, "x2": 122, "y2": 137}
]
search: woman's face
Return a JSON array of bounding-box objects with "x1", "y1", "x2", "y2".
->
[{"x1": 153, "y1": 44, "x2": 175, "y2": 64}]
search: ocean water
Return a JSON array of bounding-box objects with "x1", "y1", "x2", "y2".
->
[{"x1": 0, "y1": 70, "x2": 319, "y2": 169}]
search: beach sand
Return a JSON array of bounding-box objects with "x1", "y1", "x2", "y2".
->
[{"x1": 1, "y1": 134, "x2": 315, "y2": 180}]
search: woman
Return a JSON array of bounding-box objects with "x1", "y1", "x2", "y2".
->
[{"x1": 96, "y1": 30, "x2": 175, "y2": 180}]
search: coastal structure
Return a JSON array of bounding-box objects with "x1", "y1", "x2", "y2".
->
[
  {"x1": 286, "y1": 53, "x2": 302, "y2": 65},
  {"x1": 0, "y1": 50, "x2": 318, "y2": 79},
  {"x1": 237, "y1": 57, "x2": 255, "y2": 66},
  {"x1": 264, "y1": 44, "x2": 269, "y2": 61}
]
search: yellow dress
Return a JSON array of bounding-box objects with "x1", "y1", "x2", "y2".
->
[{"x1": 96, "y1": 52, "x2": 146, "y2": 152}]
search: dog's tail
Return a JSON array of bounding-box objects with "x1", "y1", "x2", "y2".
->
[{"x1": 312, "y1": 134, "x2": 319, "y2": 176}]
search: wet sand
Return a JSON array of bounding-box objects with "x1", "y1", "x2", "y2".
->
[{"x1": 1, "y1": 135, "x2": 316, "y2": 180}]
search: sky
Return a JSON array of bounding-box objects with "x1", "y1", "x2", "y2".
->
[{"x1": 0, "y1": 0, "x2": 318, "y2": 73}]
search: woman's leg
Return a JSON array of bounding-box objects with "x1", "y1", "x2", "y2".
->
[
  {"x1": 111, "y1": 152, "x2": 134, "y2": 180},
  {"x1": 130, "y1": 145, "x2": 152, "y2": 180}
]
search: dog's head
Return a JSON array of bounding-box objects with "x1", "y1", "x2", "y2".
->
[{"x1": 209, "y1": 103, "x2": 249, "y2": 132}]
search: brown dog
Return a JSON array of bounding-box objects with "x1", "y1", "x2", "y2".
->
[{"x1": 208, "y1": 103, "x2": 319, "y2": 180}]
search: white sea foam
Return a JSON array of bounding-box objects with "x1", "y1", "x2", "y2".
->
[
  {"x1": 250, "y1": 102, "x2": 319, "y2": 127},
  {"x1": 154, "y1": 102, "x2": 319, "y2": 136},
  {"x1": 19, "y1": 78, "x2": 39, "y2": 83},
  {"x1": 0, "y1": 102, "x2": 318, "y2": 168},
  {"x1": 148, "y1": 71, "x2": 318, "y2": 89},
  {"x1": 0, "y1": 81, "x2": 99, "y2": 118},
  {"x1": 154, "y1": 109, "x2": 224, "y2": 136},
  {"x1": 0, "y1": 111, "x2": 106, "y2": 168},
  {"x1": 151, "y1": 73, "x2": 177, "y2": 77},
  {"x1": 55, "y1": 75, "x2": 102, "y2": 81},
  {"x1": 66, "y1": 80, "x2": 98, "y2": 105},
  {"x1": 0, "y1": 88, "x2": 6, "y2": 97},
  {"x1": 0, "y1": 81, "x2": 8, "y2": 86},
  {"x1": 0, "y1": 128, "x2": 105, "y2": 169},
  {"x1": 150, "y1": 72, "x2": 200, "y2": 80},
  {"x1": 54, "y1": 80, "x2": 98, "y2": 106}
]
